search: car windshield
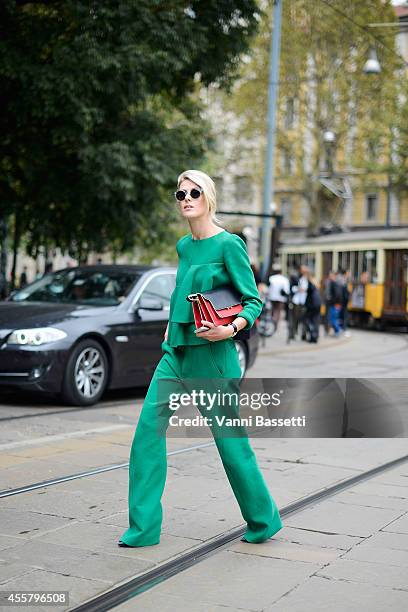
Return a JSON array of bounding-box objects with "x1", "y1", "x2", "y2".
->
[{"x1": 10, "y1": 269, "x2": 142, "y2": 306}]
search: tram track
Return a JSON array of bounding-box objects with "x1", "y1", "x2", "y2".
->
[
  {"x1": 68, "y1": 451, "x2": 408, "y2": 612},
  {"x1": 2, "y1": 423, "x2": 408, "y2": 609},
  {"x1": 0, "y1": 441, "x2": 217, "y2": 498},
  {"x1": 0, "y1": 418, "x2": 379, "y2": 499}
]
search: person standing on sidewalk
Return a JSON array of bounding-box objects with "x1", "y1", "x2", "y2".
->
[
  {"x1": 338, "y1": 268, "x2": 351, "y2": 337},
  {"x1": 291, "y1": 265, "x2": 309, "y2": 339},
  {"x1": 267, "y1": 263, "x2": 290, "y2": 330},
  {"x1": 119, "y1": 169, "x2": 283, "y2": 548},
  {"x1": 326, "y1": 270, "x2": 343, "y2": 337},
  {"x1": 304, "y1": 272, "x2": 321, "y2": 343},
  {"x1": 251, "y1": 263, "x2": 267, "y2": 296}
]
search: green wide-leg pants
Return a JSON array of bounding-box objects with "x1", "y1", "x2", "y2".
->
[{"x1": 120, "y1": 338, "x2": 283, "y2": 547}]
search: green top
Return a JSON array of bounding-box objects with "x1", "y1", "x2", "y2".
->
[{"x1": 167, "y1": 229, "x2": 263, "y2": 347}]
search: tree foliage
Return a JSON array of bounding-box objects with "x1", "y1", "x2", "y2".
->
[
  {"x1": 0, "y1": 0, "x2": 261, "y2": 269},
  {"x1": 224, "y1": 0, "x2": 406, "y2": 230}
]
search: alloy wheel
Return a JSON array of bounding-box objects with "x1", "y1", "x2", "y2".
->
[{"x1": 74, "y1": 347, "x2": 106, "y2": 399}]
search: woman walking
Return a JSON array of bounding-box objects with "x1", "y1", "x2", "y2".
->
[{"x1": 119, "y1": 169, "x2": 283, "y2": 547}]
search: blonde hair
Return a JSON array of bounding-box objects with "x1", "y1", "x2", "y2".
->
[{"x1": 177, "y1": 169, "x2": 224, "y2": 226}]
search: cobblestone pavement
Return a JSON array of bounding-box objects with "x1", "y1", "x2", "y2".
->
[{"x1": 0, "y1": 327, "x2": 407, "y2": 610}]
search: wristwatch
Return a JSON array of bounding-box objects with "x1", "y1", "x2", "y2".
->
[{"x1": 228, "y1": 322, "x2": 238, "y2": 337}]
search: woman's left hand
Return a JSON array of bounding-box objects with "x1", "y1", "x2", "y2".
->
[{"x1": 195, "y1": 320, "x2": 233, "y2": 342}]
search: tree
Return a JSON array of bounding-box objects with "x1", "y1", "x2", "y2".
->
[
  {"x1": 0, "y1": 0, "x2": 261, "y2": 284},
  {"x1": 221, "y1": 0, "x2": 404, "y2": 232}
]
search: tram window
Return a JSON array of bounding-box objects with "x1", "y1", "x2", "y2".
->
[
  {"x1": 363, "y1": 250, "x2": 377, "y2": 282},
  {"x1": 405, "y1": 254, "x2": 408, "y2": 284},
  {"x1": 338, "y1": 250, "x2": 377, "y2": 283},
  {"x1": 286, "y1": 253, "x2": 315, "y2": 274},
  {"x1": 281, "y1": 197, "x2": 292, "y2": 225},
  {"x1": 338, "y1": 252, "x2": 351, "y2": 273},
  {"x1": 358, "y1": 251, "x2": 364, "y2": 278}
]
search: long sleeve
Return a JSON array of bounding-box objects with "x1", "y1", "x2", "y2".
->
[{"x1": 223, "y1": 234, "x2": 263, "y2": 329}]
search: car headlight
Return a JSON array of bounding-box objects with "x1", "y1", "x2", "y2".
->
[{"x1": 7, "y1": 327, "x2": 67, "y2": 346}]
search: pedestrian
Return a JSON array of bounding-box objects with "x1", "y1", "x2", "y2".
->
[
  {"x1": 291, "y1": 265, "x2": 309, "y2": 338},
  {"x1": 267, "y1": 263, "x2": 290, "y2": 330},
  {"x1": 326, "y1": 270, "x2": 343, "y2": 337},
  {"x1": 338, "y1": 268, "x2": 351, "y2": 337},
  {"x1": 251, "y1": 262, "x2": 267, "y2": 296},
  {"x1": 19, "y1": 265, "x2": 28, "y2": 288},
  {"x1": 119, "y1": 169, "x2": 283, "y2": 548},
  {"x1": 304, "y1": 272, "x2": 321, "y2": 343}
]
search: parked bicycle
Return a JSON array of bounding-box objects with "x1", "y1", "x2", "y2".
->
[{"x1": 258, "y1": 291, "x2": 277, "y2": 339}]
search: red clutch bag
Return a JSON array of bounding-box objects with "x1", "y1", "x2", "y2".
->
[{"x1": 186, "y1": 285, "x2": 243, "y2": 329}]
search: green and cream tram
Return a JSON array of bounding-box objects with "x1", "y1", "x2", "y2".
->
[{"x1": 280, "y1": 229, "x2": 408, "y2": 328}]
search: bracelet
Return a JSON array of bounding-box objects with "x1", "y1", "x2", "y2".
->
[{"x1": 229, "y1": 322, "x2": 238, "y2": 337}]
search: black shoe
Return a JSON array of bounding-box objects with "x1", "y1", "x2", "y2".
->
[{"x1": 118, "y1": 540, "x2": 131, "y2": 547}]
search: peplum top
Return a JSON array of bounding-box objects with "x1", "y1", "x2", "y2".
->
[{"x1": 166, "y1": 229, "x2": 263, "y2": 347}]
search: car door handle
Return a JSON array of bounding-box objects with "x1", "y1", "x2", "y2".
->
[{"x1": 115, "y1": 335, "x2": 129, "y2": 343}]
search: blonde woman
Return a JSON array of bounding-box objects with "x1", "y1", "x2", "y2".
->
[{"x1": 119, "y1": 169, "x2": 283, "y2": 547}]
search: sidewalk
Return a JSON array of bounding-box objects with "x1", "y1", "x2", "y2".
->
[
  {"x1": 253, "y1": 323, "x2": 408, "y2": 378},
  {"x1": 0, "y1": 326, "x2": 407, "y2": 610},
  {"x1": 257, "y1": 322, "x2": 351, "y2": 357},
  {"x1": 1, "y1": 438, "x2": 407, "y2": 610},
  {"x1": 115, "y1": 457, "x2": 408, "y2": 612}
]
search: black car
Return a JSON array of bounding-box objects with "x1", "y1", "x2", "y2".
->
[{"x1": 0, "y1": 265, "x2": 260, "y2": 406}]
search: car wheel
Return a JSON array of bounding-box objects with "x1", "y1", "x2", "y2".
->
[
  {"x1": 61, "y1": 339, "x2": 109, "y2": 406},
  {"x1": 234, "y1": 340, "x2": 248, "y2": 378}
]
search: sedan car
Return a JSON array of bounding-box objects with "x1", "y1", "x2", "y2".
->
[{"x1": 0, "y1": 265, "x2": 260, "y2": 406}]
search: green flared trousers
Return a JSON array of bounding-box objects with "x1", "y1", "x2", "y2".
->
[{"x1": 120, "y1": 338, "x2": 283, "y2": 546}]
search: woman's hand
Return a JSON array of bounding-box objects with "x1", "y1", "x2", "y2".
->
[
  {"x1": 164, "y1": 323, "x2": 169, "y2": 341},
  {"x1": 194, "y1": 320, "x2": 233, "y2": 342}
]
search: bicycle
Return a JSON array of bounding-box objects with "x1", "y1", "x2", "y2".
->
[{"x1": 258, "y1": 293, "x2": 277, "y2": 340}]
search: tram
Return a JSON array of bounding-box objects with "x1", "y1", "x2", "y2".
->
[{"x1": 280, "y1": 228, "x2": 408, "y2": 328}]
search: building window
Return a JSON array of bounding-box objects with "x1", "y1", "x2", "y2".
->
[
  {"x1": 280, "y1": 197, "x2": 292, "y2": 226},
  {"x1": 366, "y1": 138, "x2": 383, "y2": 164},
  {"x1": 367, "y1": 139, "x2": 379, "y2": 161},
  {"x1": 234, "y1": 176, "x2": 253, "y2": 207},
  {"x1": 284, "y1": 98, "x2": 295, "y2": 129},
  {"x1": 365, "y1": 194, "x2": 378, "y2": 221},
  {"x1": 281, "y1": 150, "x2": 295, "y2": 176}
]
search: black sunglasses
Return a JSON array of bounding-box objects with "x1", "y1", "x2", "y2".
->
[{"x1": 174, "y1": 187, "x2": 203, "y2": 201}]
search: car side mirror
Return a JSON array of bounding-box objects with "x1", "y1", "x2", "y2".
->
[{"x1": 135, "y1": 297, "x2": 164, "y2": 311}]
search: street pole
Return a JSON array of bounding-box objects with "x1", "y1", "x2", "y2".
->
[
  {"x1": 260, "y1": 0, "x2": 283, "y2": 281},
  {"x1": 267, "y1": 213, "x2": 283, "y2": 279},
  {"x1": 385, "y1": 174, "x2": 391, "y2": 228}
]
